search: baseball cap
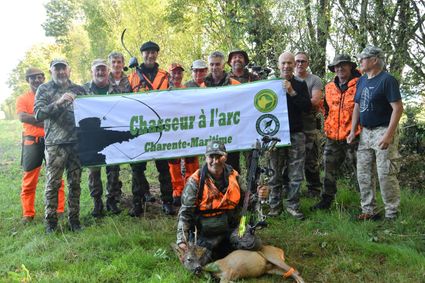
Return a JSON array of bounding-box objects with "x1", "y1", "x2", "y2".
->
[
  {"x1": 91, "y1": 59, "x2": 108, "y2": 69},
  {"x1": 50, "y1": 58, "x2": 69, "y2": 68},
  {"x1": 205, "y1": 141, "x2": 227, "y2": 156},
  {"x1": 191, "y1": 59, "x2": 208, "y2": 70},
  {"x1": 169, "y1": 63, "x2": 185, "y2": 72},
  {"x1": 357, "y1": 45, "x2": 384, "y2": 60},
  {"x1": 25, "y1": 67, "x2": 44, "y2": 78}
]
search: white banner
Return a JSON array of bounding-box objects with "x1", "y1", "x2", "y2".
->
[{"x1": 74, "y1": 79, "x2": 290, "y2": 166}]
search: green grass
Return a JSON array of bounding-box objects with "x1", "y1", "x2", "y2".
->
[{"x1": 1, "y1": 120, "x2": 425, "y2": 282}]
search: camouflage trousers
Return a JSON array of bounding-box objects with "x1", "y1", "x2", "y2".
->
[
  {"x1": 357, "y1": 127, "x2": 401, "y2": 218},
  {"x1": 130, "y1": 160, "x2": 173, "y2": 204},
  {"x1": 88, "y1": 165, "x2": 122, "y2": 201},
  {"x1": 45, "y1": 144, "x2": 82, "y2": 224},
  {"x1": 303, "y1": 129, "x2": 322, "y2": 193},
  {"x1": 322, "y1": 137, "x2": 358, "y2": 198},
  {"x1": 268, "y1": 132, "x2": 306, "y2": 210}
]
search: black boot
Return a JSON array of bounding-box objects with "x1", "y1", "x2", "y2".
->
[
  {"x1": 162, "y1": 202, "x2": 175, "y2": 215},
  {"x1": 69, "y1": 219, "x2": 82, "y2": 232},
  {"x1": 310, "y1": 195, "x2": 333, "y2": 211},
  {"x1": 129, "y1": 200, "x2": 143, "y2": 217},
  {"x1": 45, "y1": 221, "x2": 57, "y2": 234},
  {"x1": 92, "y1": 198, "x2": 105, "y2": 218},
  {"x1": 144, "y1": 192, "x2": 156, "y2": 203},
  {"x1": 172, "y1": 196, "x2": 181, "y2": 207},
  {"x1": 106, "y1": 198, "x2": 122, "y2": 215}
]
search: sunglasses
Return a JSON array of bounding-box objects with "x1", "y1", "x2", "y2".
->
[{"x1": 295, "y1": 60, "x2": 308, "y2": 64}]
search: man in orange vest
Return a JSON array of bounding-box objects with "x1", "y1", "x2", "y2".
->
[
  {"x1": 168, "y1": 63, "x2": 199, "y2": 206},
  {"x1": 16, "y1": 67, "x2": 65, "y2": 223},
  {"x1": 176, "y1": 141, "x2": 268, "y2": 261},
  {"x1": 127, "y1": 41, "x2": 174, "y2": 216},
  {"x1": 202, "y1": 51, "x2": 241, "y2": 173},
  {"x1": 311, "y1": 54, "x2": 361, "y2": 210}
]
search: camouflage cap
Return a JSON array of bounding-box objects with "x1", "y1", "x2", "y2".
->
[
  {"x1": 205, "y1": 141, "x2": 227, "y2": 156},
  {"x1": 169, "y1": 63, "x2": 185, "y2": 72},
  {"x1": 357, "y1": 45, "x2": 384, "y2": 60},
  {"x1": 191, "y1": 59, "x2": 208, "y2": 70},
  {"x1": 50, "y1": 58, "x2": 69, "y2": 68},
  {"x1": 91, "y1": 59, "x2": 108, "y2": 69},
  {"x1": 25, "y1": 67, "x2": 44, "y2": 78}
]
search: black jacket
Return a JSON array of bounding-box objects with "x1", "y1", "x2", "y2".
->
[{"x1": 286, "y1": 76, "x2": 312, "y2": 133}]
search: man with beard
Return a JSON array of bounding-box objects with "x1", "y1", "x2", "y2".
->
[
  {"x1": 185, "y1": 60, "x2": 208, "y2": 88},
  {"x1": 16, "y1": 67, "x2": 65, "y2": 223},
  {"x1": 83, "y1": 59, "x2": 124, "y2": 217},
  {"x1": 127, "y1": 41, "x2": 175, "y2": 216},
  {"x1": 176, "y1": 141, "x2": 269, "y2": 261},
  {"x1": 202, "y1": 51, "x2": 241, "y2": 173},
  {"x1": 267, "y1": 52, "x2": 311, "y2": 220},
  {"x1": 34, "y1": 59, "x2": 87, "y2": 233},
  {"x1": 228, "y1": 49, "x2": 259, "y2": 83}
]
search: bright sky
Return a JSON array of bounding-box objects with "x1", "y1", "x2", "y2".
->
[{"x1": 0, "y1": 0, "x2": 51, "y2": 104}]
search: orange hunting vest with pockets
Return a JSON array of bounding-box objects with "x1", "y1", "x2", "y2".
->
[
  {"x1": 191, "y1": 169, "x2": 241, "y2": 217},
  {"x1": 324, "y1": 77, "x2": 361, "y2": 141}
]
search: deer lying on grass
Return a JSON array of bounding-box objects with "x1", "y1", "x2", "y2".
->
[{"x1": 172, "y1": 241, "x2": 305, "y2": 283}]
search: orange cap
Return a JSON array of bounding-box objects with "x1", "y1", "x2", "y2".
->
[{"x1": 169, "y1": 63, "x2": 185, "y2": 72}]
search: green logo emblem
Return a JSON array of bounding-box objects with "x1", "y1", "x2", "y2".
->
[
  {"x1": 256, "y1": 114, "x2": 280, "y2": 136},
  {"x1": 254, "y1": 89, "x2": 278, "y2": 113}
]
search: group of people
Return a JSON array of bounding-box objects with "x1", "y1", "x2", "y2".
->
[{"x1": 16, "y1": 41, "x2": 403, "y2": 242}]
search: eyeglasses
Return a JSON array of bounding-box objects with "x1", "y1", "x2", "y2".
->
[{"x1": 295, "y1": 60, "x2": 307, "y2": 64}]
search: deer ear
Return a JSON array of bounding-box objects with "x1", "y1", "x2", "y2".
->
[{"x1": 171, "y1": 243, "x2": 184, "y2": 258}]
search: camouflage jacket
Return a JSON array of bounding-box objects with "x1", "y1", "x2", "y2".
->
[
  {"x1": 202, "y1": 72, "x2": 239, "y2": 87},
  {"x1": 34, "y1": 80, "x2": 86, "y2": 146},
  {"x1": 184, "y1": 80, "x2": 201, "y2": 88},
  {"x1": 229, "y1": 69, "x2": 260, "y2": 84},
  {"x1": 83, "y1": 80, "x2": 126, "y2": 95},
  {"x1": 108, "y1": 73, "x2": 132, "y2": 93},
  {"x1": 176, "y1": 164, "x2": 247, "y2": 245}
]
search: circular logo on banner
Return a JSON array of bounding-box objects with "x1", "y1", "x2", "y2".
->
[
  {"x1": 256, "y1": 114, "x2": 280, "y2": 136},
  {"x1": 254, "y1": 89, "x2": 278, "y2": 113}
]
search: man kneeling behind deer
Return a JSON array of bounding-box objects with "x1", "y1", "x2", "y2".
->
[{"x1": 174, "y1": 141, "x2": 304, "y2": 282}]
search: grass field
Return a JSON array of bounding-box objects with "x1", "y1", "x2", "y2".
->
[{"x1": 0, "y1": 120, "x2": 424, "y2": 282}]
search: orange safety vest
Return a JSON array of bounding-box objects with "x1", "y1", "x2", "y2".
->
[
  {"x1": 191, "y1": 169, "x2": 241, "y2": 216},
  {"x1": 128, "y1": 68, "x2": 169, "y2": 92},
  {"x1": 200, "y1": 78, "x2": 240, "y2": 88},
  {"x1": 324, "y1": 77, "x2": 361, "y2": 141}
]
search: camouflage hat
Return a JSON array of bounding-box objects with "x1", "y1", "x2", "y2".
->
[
  {"x1": 50, "y1": 58, "x2": 69, "y2": 68},
  {"x1": 140, "y1": 41, "x2": 160, "y2": 52},
  {"x1": 91, "y1": 59, "x2": 108, "y2": 69},
  {"x1": 328, "y1": 54, "x2": 357, "y2": 72},
  {"x1": 205, "y1": 141, "x2": 227, "y2": 156},
  {"x1": 357, "y1": 45, "x2": 384, "y2": 60},
  {"x1": 25, "y1": 67, "x2": 44, "y2": 78},
  {"x1": 191, "y1": 59, "x2": 208, "y2": 70},
  {"x1": 169, "y1": 63, "x2": 185, "y2": 72},
  {"x1": 227, "y1": 49, "x2": 249, "y2": 66}
]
